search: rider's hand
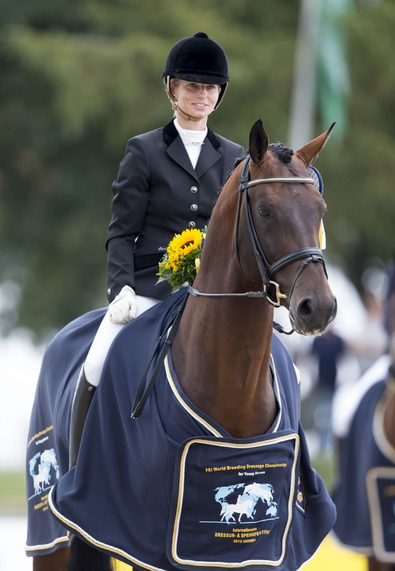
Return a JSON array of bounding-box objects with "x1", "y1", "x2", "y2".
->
[{"x1": 108, "y1": 286, "x2": 138, "y2": 324}]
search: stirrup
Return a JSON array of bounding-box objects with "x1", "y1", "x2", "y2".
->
[{"x1": 69, "y1": 366, "x2": 96, "y2": 469}]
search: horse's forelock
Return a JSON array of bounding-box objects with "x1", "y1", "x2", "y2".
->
[{"x1": 268, "y1": 142, "x2": 294, "y2": 165}]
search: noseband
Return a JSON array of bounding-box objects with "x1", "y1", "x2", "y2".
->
[{"x1": 187, "y1": 155, "x2": 327, "y2": 333}]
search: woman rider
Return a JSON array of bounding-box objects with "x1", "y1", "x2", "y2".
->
[{"x1": 69, "y1": 32, "x2": 245, "y2": 467}]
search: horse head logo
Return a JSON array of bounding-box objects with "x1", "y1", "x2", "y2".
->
[
  {"x1": 215, "y1": 482, "x2": 278, "y2": 524},
  {"x1": 29, "y1": 448, "x2": 60, "y2": 495}
]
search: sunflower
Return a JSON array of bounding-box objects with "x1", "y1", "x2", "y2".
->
[
  {"x1": 156, "y1": 227, "x2": 206, "y2": 292},
  {"x1": 167, "y1": 228, "x2": 203, "y2": 256}
]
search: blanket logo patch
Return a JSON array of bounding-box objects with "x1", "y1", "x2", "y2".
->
[
  {"x1": 26, "y1": 425, "x2": 61, "y2": 524},
  {"x1": 28, "y1": 448, "x2": 60, "y2": 498},
  {"x1": 168, "y1": 431, "x2": 299, "y2": 570},
  {"x1": 214, "y1": 482, "x2": 278, "y2": 525}
]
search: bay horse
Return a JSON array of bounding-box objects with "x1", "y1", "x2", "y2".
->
[{"x1": 26, "y1": 119, "x2": 337, "y2": 571}]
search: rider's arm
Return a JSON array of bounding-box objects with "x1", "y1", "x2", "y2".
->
[{"x1": 106, "y1": 137, "x2": 150, "y2": 303}]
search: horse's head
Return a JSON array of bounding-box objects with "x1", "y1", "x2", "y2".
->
[{"x1": 233, "y1": 119, "x2": 337, "y2": 335}]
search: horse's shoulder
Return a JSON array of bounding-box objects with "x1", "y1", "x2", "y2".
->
[
  {"x1": 271, "y1": 334, "x2": 296, "y2": 382},
  {"x1": 271, "y1": 333, "x2": 300, "y2": 424}
]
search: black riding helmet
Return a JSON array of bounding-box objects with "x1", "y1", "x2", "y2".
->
[{"x1": 163, "y1": 32, "x2": 229, "y2": 109}]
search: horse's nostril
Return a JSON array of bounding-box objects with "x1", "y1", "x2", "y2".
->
[{"x1": 297, "y1": 298, "x2": 313, "y2": 320}]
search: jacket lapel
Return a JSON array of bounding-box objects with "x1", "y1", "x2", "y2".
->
[
  {"x1": 195, "y1": 138, "x2": 221, "y2": 178},
  {"x1": 167, "y1": 135, "x2": 199, "y2": 180},
  {"x1": 163, "y1": 120, "x2": 222, "y2": 180}
]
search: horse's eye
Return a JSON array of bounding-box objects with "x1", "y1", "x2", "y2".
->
[{"x1": 258, "y1": 208, "x2": 270, "y2": 218}]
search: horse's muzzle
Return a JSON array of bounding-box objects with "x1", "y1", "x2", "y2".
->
[{"x1": 289, "y1": 294, "x2": 337, "y2": 336}]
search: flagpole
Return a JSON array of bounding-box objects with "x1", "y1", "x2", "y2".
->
[{"x1": 288, "y1": 0, "x2": 322, "y2": 149}]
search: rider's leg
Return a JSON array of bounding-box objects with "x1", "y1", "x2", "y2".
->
[
  {"x1": 85, "y1": 295, "x2": 159, "y2": 386},
  {"x1": 69, "y1": 295, "x2": 158, "y2": 468},
  {"x1": 69, "y1": 311, "x2": 124, "y2": 468}
]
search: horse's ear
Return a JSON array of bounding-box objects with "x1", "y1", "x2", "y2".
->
[
  {"x1": 249, "y1": 119, "x2": 269, "y2": 165},
  {"x1": 295, "y1": 122, "x2": 336, "y2": 167}
]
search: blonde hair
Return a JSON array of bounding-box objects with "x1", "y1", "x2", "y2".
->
[{"x1": 165, "y1": 77, "x2": 180, "y2": 116}]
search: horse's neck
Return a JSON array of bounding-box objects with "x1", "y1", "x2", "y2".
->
[{"x1": 172, "y1": 292, "x2": 277, "y2": 439}]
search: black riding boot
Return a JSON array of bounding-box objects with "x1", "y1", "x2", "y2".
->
[{"x1": 69, "y1": 366, "x2": 96, "y2": 469}]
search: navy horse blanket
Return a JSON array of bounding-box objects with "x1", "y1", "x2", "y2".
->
[
  {"x1": 26, "y1": 287, "x2": 336, "y2": 570},
  {"x1": 332, "y1": 366, "x2": 395, "y2": 563}
]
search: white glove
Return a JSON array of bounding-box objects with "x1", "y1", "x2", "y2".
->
[{"x1": 108, "y1": 286, "x2": 138, "y2": 324}]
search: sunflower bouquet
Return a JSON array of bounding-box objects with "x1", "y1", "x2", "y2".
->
[{"x1": 157, "y1": 227, "x2": 206, "y2": 292}]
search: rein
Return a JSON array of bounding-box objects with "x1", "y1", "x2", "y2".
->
[{"x1": 188, "y1": 155, "x2": 327, "y2": 335}]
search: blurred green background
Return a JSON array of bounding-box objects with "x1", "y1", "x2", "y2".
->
[{"x1": 1, "y1": 0, "x2": 394, "y2": 339}]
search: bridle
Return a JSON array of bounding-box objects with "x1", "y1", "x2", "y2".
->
[
  {"x1": 236, "y1": 155, "x2": 327, "y2": 304},
  {"x1": 187, "y1": 155, "x2": 327, "y2": 333}
]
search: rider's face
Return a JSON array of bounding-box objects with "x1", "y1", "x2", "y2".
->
[{"x1": 172, "y1": 80, "x2": 220, "y2": 126}]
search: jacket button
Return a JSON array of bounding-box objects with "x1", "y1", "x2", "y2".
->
[
  {"x1": 188, "y1": 221, "x2": 196, "y2": 228},
  {"x1": 191, "y1": 186, "x2": 198, "y2": 193},
  {"x1": 190, "y1": 204, "x2": 198, "y2": 211},
  {"x1": 107, "y1": 288, "x2": 112, "y2": 296}
]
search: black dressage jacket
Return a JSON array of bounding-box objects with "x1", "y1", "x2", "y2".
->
[{"x1": 106, "y1": 120, "x2": 244, "y2": 302}]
